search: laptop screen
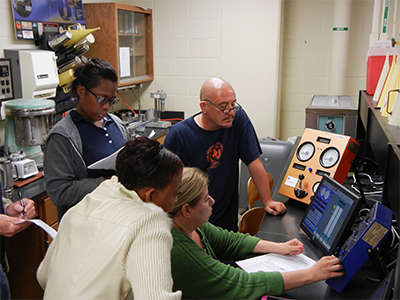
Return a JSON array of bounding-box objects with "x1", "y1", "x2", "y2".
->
[{"x1": 300, "y1": 175, "x2": 362, "y2": 255}]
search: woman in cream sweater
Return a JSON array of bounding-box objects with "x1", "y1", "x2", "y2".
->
[{"x1": 37, "y1": 137, "x2": 183, "y2": 300}]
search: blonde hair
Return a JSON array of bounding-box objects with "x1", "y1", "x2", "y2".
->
[{"x1": 170, "y1": 167, "x2": 208, "y2": 216}]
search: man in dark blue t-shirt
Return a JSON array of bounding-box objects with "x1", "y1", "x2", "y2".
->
[{"x1": 164, "y1": 78, "x2": 286, "y2": 231}]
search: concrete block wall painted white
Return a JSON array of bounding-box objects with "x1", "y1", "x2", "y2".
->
[
  {"x1": 279, "y1": 0, "x2": 400, "y2": 140},
  {"x1": 114, "y1": 0, "x2": 283, "y2": 139},
  {"x1": 3, "y1": 0, "x2": 398, "y2": 141},
  {"x1": 220, "y1": 0, "x2": 281, "y2": 139}
]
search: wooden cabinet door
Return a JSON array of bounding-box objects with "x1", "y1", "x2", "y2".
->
[{"x1": 84, "y1": 3, "x2": 154, "y2": 87}]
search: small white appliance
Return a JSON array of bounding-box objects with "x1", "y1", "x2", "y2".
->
[{"x1": 8, "y1": 152, "x2": 38, "y2": 180}]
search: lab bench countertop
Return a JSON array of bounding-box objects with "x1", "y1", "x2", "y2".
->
[
  {"x1": 8, "y1": 126, "x2": 169, "y2": 203},
  {"x1": 10, "y1": 175, "x2": 47, "y2": 203}
]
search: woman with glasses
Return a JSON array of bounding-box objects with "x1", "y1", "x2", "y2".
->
[
  {"x1": 43, "y1": 58, "x2": 130, "y2": 221},
  {"x1": 170, "y1": 167, "x2": 344, "y2": 299}
]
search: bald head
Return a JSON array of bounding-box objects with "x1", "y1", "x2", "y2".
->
[
  {"x1": 196, "y1": 78, "x2": 237, "y2": 130},
  {"x1": 200, "y1": 78, "x2": 235, "y2": 101}
]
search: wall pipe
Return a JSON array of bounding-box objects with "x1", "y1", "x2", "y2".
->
[
  {"x1": 392, "y1": 0, "x2": 398, "y2": 38},
  {"x1": 370, "y1": 0, "x2": 383, "y2": 46},
  {"x1": 328, "y1": 0, "x2": 352, "y2": 95},
  {"x1": 380, "y1": 0, "x2": 389, "y2": 40}
]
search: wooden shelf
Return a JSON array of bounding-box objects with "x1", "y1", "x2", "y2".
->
[{"x1": 119, "y1": 34, "x2": 145, "y2": 37}]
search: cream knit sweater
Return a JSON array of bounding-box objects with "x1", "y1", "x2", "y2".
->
[{"x1": 37, "y1": 176, "x2": 181, "y2": 300}]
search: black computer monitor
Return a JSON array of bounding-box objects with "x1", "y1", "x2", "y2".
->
[
  {"x1": 391, "y1": 240, "x2": 400, "y2": 300},
  {"x1": 300, "y1": 175, "x2": 362, "y2": 256},
  {"x1": 382, "y1": 143, "x2": 400, "y2": 225}
]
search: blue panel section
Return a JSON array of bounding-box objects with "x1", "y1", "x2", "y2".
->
[
  {"x1": 326, "y1": 202, "x2": 392, "y2": 293},
  {"x1": 318, "y1": 116, "x2": 344, "y2": 134}
]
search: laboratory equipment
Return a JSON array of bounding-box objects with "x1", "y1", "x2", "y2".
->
[
  {"x1": 326, "y1": 202, "x2": 392, "y2": 292},
  {"x1": 2, "y1": 49, "x2": 58, "y2": 170},
  {"x1": 0, "y1": 157, "x2": 14, "y2": 198},
  {"x1": 300, "y1": 175, "x2": 362, "y2": 256},
  {"x1": 146, "y1": 90, "x2": 171, "y2": 128},
  {"x1": 4, "y1": 49, "x2": 59, "y2": 99},
  {"x1": 8, "y1": 151, "x2": 38, "y2": 180},
  {"x1": 0, "y1": 58, "x2": 13, "y2": 101},
  {"x1": 278, "y1": 128, "x2": 359, "y2": 204},
  {"x1": 3, "y1": 99, "x2": 55, "y2": 168},
  {"x1": 306, "y1": 95, "x2": 357, "y2": 139}
]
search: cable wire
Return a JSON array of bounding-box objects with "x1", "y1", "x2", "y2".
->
[{"x1": 118, "y1": 92, "x2": 138, "y2": 115}]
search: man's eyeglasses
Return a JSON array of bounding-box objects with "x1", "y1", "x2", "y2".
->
[
  {"x1": 204, "y1": 99, "x2": 242, "y2": 114},
  {"x1": 86, "y1": 87, "x2": 119, "y2": 106}
]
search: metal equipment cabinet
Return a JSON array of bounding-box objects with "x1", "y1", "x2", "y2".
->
[
  {"x1": 83, "y1": 3, "x2": 153, "y2": 87},
  {"x1": 305, "y1": 95, "x2": 357, "y2": 139}
]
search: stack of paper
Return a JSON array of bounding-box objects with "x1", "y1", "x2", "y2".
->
[{"x1": 236, "y1": 253, "x2": 316, "y2": 273}]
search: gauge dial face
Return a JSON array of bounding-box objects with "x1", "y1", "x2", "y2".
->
[
  {"x1": 312, "y1": 181, "x2": 320, "y2": 193},
  {"x1": 297, "y1": 142, "x2": 315, "y2": 162},
  {"x1": 320, "y1": 147, "x2": 340, "y2": 168}
]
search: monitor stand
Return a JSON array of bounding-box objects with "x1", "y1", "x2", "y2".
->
[
  {"x1": 368, "y1": 268, "x2": 395, "y2": 300},
  {"x1": 367, "y1": 247, "x2": 390, "y2": 281}
]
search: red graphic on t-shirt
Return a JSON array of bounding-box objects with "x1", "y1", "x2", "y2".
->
[{"x1": 206, "y1": 142, "x2": 223, "y2": 170}]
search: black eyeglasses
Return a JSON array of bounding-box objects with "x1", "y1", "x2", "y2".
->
[
  {"x1": 204, "y1": 99, "x2": 242, "y2": 114},
  {"x1": 86, "y1": 87, "x2": 119, "y2": 106}
]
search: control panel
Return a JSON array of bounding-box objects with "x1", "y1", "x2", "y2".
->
[
  {"x1": 326, "y1": 202, "x2": 392, "y2": 292},
  {"x1": 278, "y1": 128, "x2": 360, "y2": 204},
  {"x1": 0, "y1": 58, "x2": 14, "y2": 101}
]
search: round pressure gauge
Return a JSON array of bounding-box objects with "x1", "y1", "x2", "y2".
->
[
  {"x1": 320, "y1": 147, "x2": 340, "y2": 168},
  {"x1": 297, "y1": 142, "x2": 315, "y2": 162},
  {"x1": 312, "y1": 181, "x2": 320, "y2": 193}
]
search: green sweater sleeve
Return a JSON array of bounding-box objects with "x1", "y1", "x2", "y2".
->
[
  {"x1": 200, "y1": 222, "x2": 260, "y2": 261},
  {"x1": 171, "y1": 223, "x2": 284, "y2": 299}
]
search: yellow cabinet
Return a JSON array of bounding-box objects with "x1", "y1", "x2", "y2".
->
[{"x1": 84, "y1": 3, "x2": 153, "y2": 87}]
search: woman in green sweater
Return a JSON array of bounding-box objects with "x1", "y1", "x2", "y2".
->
[{"x1": 170, "y1": 167, "x2": 344, "y2": 299}]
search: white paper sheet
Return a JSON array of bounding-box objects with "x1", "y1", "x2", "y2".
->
[
  {"x1": 148, "y1": 130, "x2": 156, "y2": 138},
  {"x1": 119, "y1": 47, "x2": 131, "y2": 77},
  {"x1": 236, "y1": 253, "x2": 316, "y2": 273},
  {"x1": 15, "y1": 219, "x2": 57, "y2": 240},
  {"x1": 87, "y1": 147, "x2": 123, "y2": 170}
]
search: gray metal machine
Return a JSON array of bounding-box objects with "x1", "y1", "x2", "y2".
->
[
  {"x1": 306, "y1": 95, "x2": 357, "y2": 139},
  {"x1": 4, "y1": 49, "x2": 59, "y2": 99}
]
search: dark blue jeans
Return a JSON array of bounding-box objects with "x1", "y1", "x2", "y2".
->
[{"x1": 0, "y1": 266, "x2": 10, "y2": 300}]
